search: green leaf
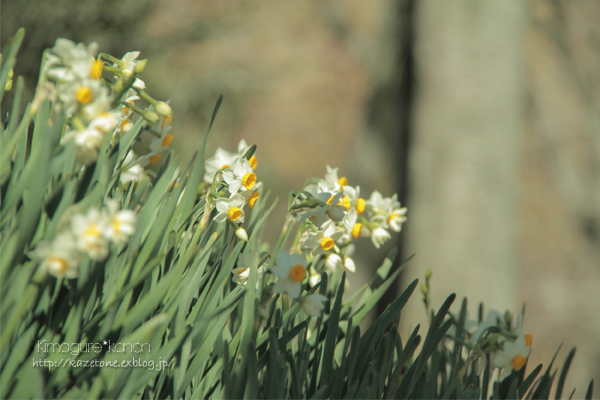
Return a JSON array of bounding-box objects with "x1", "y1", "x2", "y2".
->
[{"x1": 555, "y1": 348, "x2": 576, "y2": 400}]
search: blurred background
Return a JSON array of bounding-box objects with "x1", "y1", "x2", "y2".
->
[{"x1": 3, "y1": 0, "x2": 599, "y2": 392}]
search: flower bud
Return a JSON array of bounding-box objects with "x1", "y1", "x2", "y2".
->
[
  {"x1": 235, "y1": 227, "x2": 249, "y2": 242},
  {"x1": 425, "y1": 268, "x2": 432, "y2": 280},
  {"x1": 155, "y1": 101, "x2": 172, "y2": 117},
  {"x1": 134, "y1": 59, "x2": 147, "y2": 74},
  {"x1": 343, "y1": 257, "x2": 356, "y2": 273},
  {"x1": 324, "y1": 253, "x2": 342, "y2": 273},
  {"x1": 144, "y1": 111, "x2": 159, "y2": 123}
]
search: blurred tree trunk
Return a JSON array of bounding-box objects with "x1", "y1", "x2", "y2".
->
[{"x1": 404, "y1": 0, "x2": 527, "y2": 323}]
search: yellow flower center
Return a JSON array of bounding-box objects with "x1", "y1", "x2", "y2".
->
[
  {"x1": 162, "y1": 134, "x2": 174, "y2": 147},
  {"x1": 84, "y1": 224, "x2": 102, "y2": 239},
  {"x1": 112, "y1": 220, "x2": 122, "y2": 234},
  {"x1": 161, "y1": 115, "x2": 173, "y2": 128},
  {"x1": 228, "y1": 207, "x2": 242, "y2": 221},
  {"x1": 326, "y1": 194, "x2": 350, "y2": 211},
  {"x1": 342, "y1": 196, "x2": 351, "y2": 211},
  {"x1": 289, "y1": 265, "x2": 306, "y2": 282},
  {"x1": 90, "y1": 60, "x2": 103, "y2": 79},
  {"x1": 220, "y1": 164, "x2": 230, "y2": 170},
  {"x1": 320, "y1": 237, "x2": 334, "y2": 251},
  {"x1": 525, "y1": 334, "x2": 533, "y2": 347},
  {"x1": 242, "y1": 172, "x2": 257, "y2": 190},
  {"x1": 249, "y1": 155, "x2": 258, "y2": 170},
  {"x1": 352, "y1": 223, "x2": 362, "y2": 239},
  {"x1": 338, "y1": 176, "x2": 348, "y2": 186},
  {"x1": 76, "y1": 87, "x2": 93, "y2": 105},
  {"x1": 511, "y1": 355, "x2": 527, "y2": 371},
  {"x1": 356, "y1": 198, "x2": 366, "y2": 215},
  {"x1": 248, "y1": 192, "x2": 260, "y2": 208},
  {"x1": 388, "y1": 212, "x2": 400, "y2": 225},
  {"x1": 47, "y1": 256, "x2": 69, "y2": 274},
  {"x1": 150, "y1": 154, "x2": 162, "y2": 165}
]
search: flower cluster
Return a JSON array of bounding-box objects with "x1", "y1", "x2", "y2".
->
[
  {"x1": 42, "y1": 39, "x2": 174, "y2": 182},
  {"x1": 459, "y1": 310, "x2": 533, "y2": 379},
  {"x1": 215, "y1": 161, "x2": 408, "y2": 316},
  {"x1": 204, "y1": 139, "x2": 261, "y2": 241},
  {"x1": 29, "y1": 200, "x2": 136, "y2": 279},
  {"x1": 289, "y1": 166, "x2": 406, "y2": 285}
]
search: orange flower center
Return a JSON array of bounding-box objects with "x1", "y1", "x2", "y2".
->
[
  {"x1": 289, "y1": 265, "x2": 306, "y2": 282},
  {"x1": 512, "y1": 355, "x2": 527, "y2": 371},
  {"x1": 161, "y1": 115, "x2": 173, "y2": 128},
  {"x1": 162, "y1": 134, "x2": 174, "y2": 147},
  {"x1": 150, "y1": 154, "x2": 162, "y2": 165},
  {"x1": 47, "y1": 256, "x2": 69, "y2": 274},
  {"x1": 525, "y1": 334, "x2": 533, "y2": 347}
]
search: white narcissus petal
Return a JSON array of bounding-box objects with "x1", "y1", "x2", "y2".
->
[{"x1": 300, "y1": 294, "x2": 328, "y2": 316}]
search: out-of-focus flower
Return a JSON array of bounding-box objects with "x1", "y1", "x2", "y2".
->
[
  {"x1": 371, "y1": 227, "x2": 391, "y2": 249},
  {"x1": 70, "y1": 209, "x2": 110, "y2": 261},
  {"x1": 29, "y1": 233, "x2": 81, "y2": 279},
  {"x1": 61, "y1": 127, "x2": 104, "y2": 165},
  {"x1": 367, "y1": 191, "x2": 407, "y2": 232},
  {"x1": 300, "y1": 294, "x2": 328, "y2": 316},
  {"x1": 119, "y1": 151, "x2": 145, "y2": 186},
  {"x1": 232, "y1": 252, "x2": 259, "y2": 285},
  {"x1": 103, "y1": 199, "x2": 136, "y2": 245},
  {"x1": 204, "y1": 148, "x2": 237, "y2": 183},
  {"x1": 88, "y1": 111, "x2": 121, "y2": 135},
  {"x1": 45, "y1": 39, "x2": 99, "y2": 83},
  {"x1": 137, "y1": 115, "x2": 174, "y2": 167},
  {"x1": 270, "y1": 251, "x2": 307, "y2": 298}
]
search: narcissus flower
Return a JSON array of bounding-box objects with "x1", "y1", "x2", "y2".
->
[
  {"x1": 29, "y1": 233, "x2": 81, "y2": 279},
  {"x1": 214, "y1": 194, "x2": 246, "y2": 223},
  {"x1": 70, "y1": 209, "x2": 110, "y2": 261},
  {"x1": 119, "y1": 151, "x2": 145, "y2": 186},
  {"x1": 270, "y1": 251, "x2": 307, "y2": 298},
  {"x1": 301, "y1": 220, "x2": 344, "y2": 256},
  {"x1": 371, "y1": 227, "x2": 391, "y2": 249},
  {"x1": 320, "y1": 165, "x2": 345, "y2": 193},
  {"x1": 367, "y1": 191, "x2": 407, "y2": 232},
  {"x1": 45, "y1": 39, "x2": 99, "y2": 83},
  {"x1": 300, "y1": 294, "x2": 328, "y2": 316},
  {"x1": 61, "y1": 127, "x2": 104, "y2": 165},
  {"x1": 103, "y1": 199, "x2": 136, "y2": 245},
  {"x1": 204, "y1": 148, "x2": 238, "y2": 183},
  {"x1": 222, "y1": 158, "x2": 259, "y2": 195},
  {"x1": 495, "y1": 334, "x2": 533, "y2": 379},
  {"x1": 232, "y1": 253, "x2": 259, "y2": 285}
]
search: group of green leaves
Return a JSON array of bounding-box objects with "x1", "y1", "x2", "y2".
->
[{"x1": 0, "y1": 29, "x2": 594, "y2": 399}]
